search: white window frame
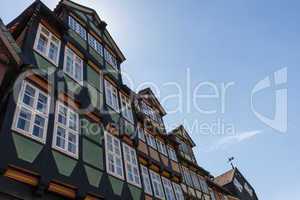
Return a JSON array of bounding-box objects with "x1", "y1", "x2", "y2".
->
[
  {"x1": 88, "y1": 33, "x2": 103, "y2": 56},
  {"x1": 105, "y1": 132, "x2": 124, "y2": 180},
  {"x1": 123, "y1": 143, "x2": 141, "y2": 187},
  {"x1": 167, "y1": 146, "x2": 178, "y2": 162},
  {"x1": 140, "y1": 165, "x2": 153, "y2": 196},
  {"x1": 68, "y1": 16, "x2": 87, "y2": 40},
  {"x1": 104, "y1": 48, "x2": 118, "y2": 69},
  {"x1": 137, "y1": 124, "x2": 145, "y2": 141},
  {"x1": 173, "y1": 182, "x2": 184, "y2": 200},
  {"x1": 162, "y1": 177, "x2": 176, "y2": 200},
  {"x1": 104, "y1": 80, "x2": 119, "y2": 112},
  {"x1": 120, "y1": 93, "x2": 134, "y2": 123},
  {"x1": 33, "y1": 23, "x2": 61, "y2": 66},
  {"x1": 182, "y1": 166, "x2": 193, "y2": 187},
  {"x1": 156, "y1": 139, "x2": 168, "y2": 156},
  {"x1": 198, "y1": 176, "x2": 209, "y2": 194},
  {"x1": 146, "y1": 133, "x2": 157, "y2": 149},
  {"x1": 190, "y1": 171, "x2": 201, "y2": 190},
  {"x1": 12, "y1": 81, "x2": 50, "y2": 143},
  {"x1": 233, "y1": 178, "x2": 243, "y2": 193},
  {"x1": 52, "y1": 101, "x2": 79, "y2": 158},
  {"x1": 149, "y1": 170, "x2": 165, "y2": 199},
  {"x1": 63, "y1": 46, "x2": 83, "y2": 85}
]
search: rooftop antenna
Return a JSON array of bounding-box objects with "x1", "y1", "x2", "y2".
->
[{"x1": 228, "y1": 157, "x2": 235, "y2": 169}]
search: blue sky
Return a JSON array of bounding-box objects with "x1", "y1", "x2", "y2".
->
[{"x1": 2, "y1": 0, "x2": 300, "y2": 199}]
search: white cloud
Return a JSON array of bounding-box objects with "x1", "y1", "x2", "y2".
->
[{"x1": 208, "y1": 130, "x2": 262, "y2": 152}]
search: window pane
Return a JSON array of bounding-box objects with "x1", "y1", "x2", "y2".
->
[
  {"x1": 17, "y1": 107, "x2": 32, "y2": 132},
  {"x1": 58, "y1": 105, "x2": 67, "y2": 125},
  {"x1": 68, "y1": 132, "x2": 77, "y2": 154},
  {"x1": 48, "y1": 42, "x2": 58, "y2": 62},
  {"x1": 37, "y1": 34, "x2": 48, "y2": 54},
  {"x1": 32, "y1": 115, "x2": 45, "y2": 138},
  {"x1": 37, "y1": 93, "x2": 48, "y2": 114},
  {"x1": 56, "y1": 126, "x2": 66, "y2": 149},
  {"x1": 23, "y1": 85, "x2": 35, "y2": 107}
]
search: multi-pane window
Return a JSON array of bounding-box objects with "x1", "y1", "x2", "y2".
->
[
  {"x1": 88, "y1": 33, "x2": 103, "y2": 56},
  {"x1": 120, "y1": 93, "x2": 133, "y2": 122},
  {"x1": 156, "y1": 139, "x2": 167, "y2": 156},
  {"x1": 198, "y1": 176, "x2": 209, "y2": 194},
  {"x1": 104, "y1": 48, "x2": 118, "y2": 69},
  {"x1": 173, "y1": 182, "x2": 184, "y2": 200},
  {"x1": 146, "y1": 133, "x2": 157, "y2": 149},
  {"x1": 140, "y1": 165, "x2": 153, "y2": 195},
  {"x1": 34, "y1": 24, "x2": 61, "y2": 65},
  {"x1": 167, "y1": 146, "x2": 178, "y2": 162},
  {"x1": 190, "y1": 171, "x2": 201, "y2": 190},
  {"x1": 123, "y1": 143, "x2": 141, "y2": 187},
  {"x1": 64, "y1": 47, "x2": 83, "y2": 84},
  {"x1": 12, "y1": 81, "x2": 50, "y2": 143},
  {"x1": 137, "y1": 124, "x2": 145, "y2": 141},
  {"x1": 68, "y1": 16, "x2": 86, "y2": 40},
  {"x1": 149, "y1": 170, "x2": 165, "y2": 199},
  {"x1": 104, "y1": 80, "x2": 119, "y2": 112},
  {"x1": 162, "y1": 177, "x2": 176, "y2": 200},
  {"x1": 182, "y1": 167, "x2": 193, "y2": 187},
  {"x1": 141, "y1": 101, "x2": 162, "y2": 124},
  {"x1": 53, "y1": 102, "x2": 79, "y2": 158},
  {"x1": 105, "y1": 132, "x2": 124, "y2": 179}
]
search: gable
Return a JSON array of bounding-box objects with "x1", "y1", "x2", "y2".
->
[
  {"x1": 138, "y1": 88, "x2": 166, "y2": 116},
  {"x1": 56, "y1": 0, "x2": 126, "y2": 62}
]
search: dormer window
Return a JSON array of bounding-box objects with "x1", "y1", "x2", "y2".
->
[
  {"x1": 34, "y1": 24, "x2": 61, "y2": 66},
  {"x1": 68, "y1": 16, "x2": 86, "y2": 40}
]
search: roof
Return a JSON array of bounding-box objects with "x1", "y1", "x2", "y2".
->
[
  {"x1": 170, "y1": 125, "x2": 196, "y2": 147},
  {"x1": 55, "y1": 0, "x2": 126, "y2": 62},
  {"x1": 138, "y1": 88, "x2": 167, "y2": 116},
  {"x1": 214, "y1": 168, "x2": 236, "y2": 186},
  {"x1": 0, "y1": 18, "x2": 22, "y2": 65}
]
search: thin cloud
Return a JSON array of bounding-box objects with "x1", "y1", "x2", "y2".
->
[{"x1": 208, "y1": 130, "x2": 263, "y2": 152}]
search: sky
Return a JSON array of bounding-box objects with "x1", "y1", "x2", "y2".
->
[{"x1": 1, "y1": 0, "x2": 300, "y2": 199}]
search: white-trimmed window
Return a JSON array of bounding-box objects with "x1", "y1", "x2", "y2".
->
[
  {"x1": 88, "y1": 33, "x2": 103, "y2": 56},
  {"x1": 182, "y1": 167, "x2": 193, "y2": 187},
  {"x1": 104, "y1": 48, "x2": 118, "y2": 69},
  {"x1": 64, "y1": 47, "x2": 83, "y2": 84},
  {"x1": 173, "y1": 182, "x2": 184, "y2": 200},
  {"x1": 104, "y1": 80, "x2": 119, "y2": 112},
  {"x1": 149, "y1": 170, "x2": 165, "y2": 199},
  {"x1": 156, "y1": 139, "x2": 167, "y2": 156},
  {"x1": 12, "y1": 81, "x2": 50, "y2": 143},
  {"x1": 123, "y1": 143, "x2": 141, "y2": 187},
  {"x1": 105, "y1": 132, "x2": 124, "y2": 179},
  {"x1": 167, "y1": 146, "x2": 178, "y2": 162},
  {"x1": 137, "y1": 124, "x2": 145, "y2": 141},
  {"x1": 162, "y1": 177, "x2": 176, "y2": 200},
  {"x1": 53, "y1": 102, "x2": 79, "y2": 158},
  {"x1": 146, "y1": 133, "x2": 157, "y2": 149},
  {"x1": 141, "y1": 165, "x2": 153, "y2": 195},
  {"x1": 120, "y1": 93, "x2": 133, "y2": 122},
  {"x1": 198, "y1": 176, "x2": 209, "y2": 194},
  {"x1": 190, "y1": 171, "x2": 201, "y2": 190},
  {"x1": 68, "y1": 16, "x2": 86, "y2": 40},
  {"x1": 34, "y1": 23, "x2": 61, "y2": 65}
]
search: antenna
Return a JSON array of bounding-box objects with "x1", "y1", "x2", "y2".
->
[{"x1": 228, "y1": 157, "x2": 235, "y2": 169}]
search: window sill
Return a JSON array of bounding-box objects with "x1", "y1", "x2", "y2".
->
[
  {"x1": 11, "y1": 128, "x2": 46, "y2": 145},
  {"x1": 52, "y1": 145, "x2": 78, "y2": 160}
]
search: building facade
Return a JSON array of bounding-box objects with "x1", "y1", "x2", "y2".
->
[{"x1": 0, "y1": 0, "x2": 256, "y2": 200}]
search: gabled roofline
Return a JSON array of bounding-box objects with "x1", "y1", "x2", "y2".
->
[
  {"x1": 138, "y1": 87, "x2": 167, "y2": 116},
  {"x1": 170, "y1": 125, "x2": 196, "y2": 147},
  {"x1": 55, "y1": 0, "x2": 126, "y2": 62}
]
